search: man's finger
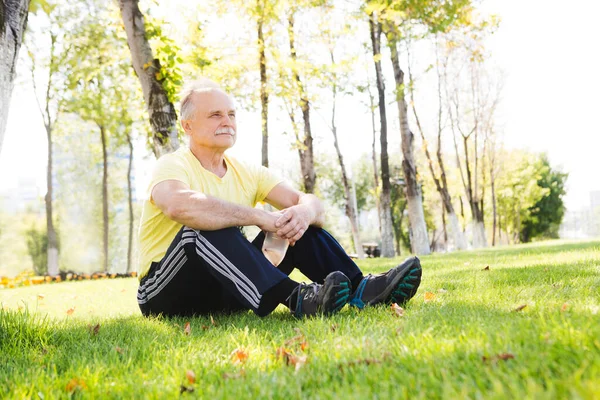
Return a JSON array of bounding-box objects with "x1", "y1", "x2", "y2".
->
[
  {"x1": 275, "y1": 212, "x2": 292, "y2": 228},
  {"x1": 278, "y1": 220, "x2": 298, "y2": 238}
]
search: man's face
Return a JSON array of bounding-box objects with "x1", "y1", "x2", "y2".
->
[{"x1": 182, "y1": 90, "x2": 237, "y2": 151}]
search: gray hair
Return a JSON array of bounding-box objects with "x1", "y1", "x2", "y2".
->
[{"x1": 179, "y1": 78, "x2": 222, "y2": 120}]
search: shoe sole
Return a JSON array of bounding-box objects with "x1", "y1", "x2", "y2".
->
[
  {"x1": 319, "y1": 271, "x2": 351, "y2": 315},
  {"x1": 389, "y1": 257, "x2": 422, "y2": 305},
  {"x1": 365, "y1": 257, "x2": 422, "y2": 306}
]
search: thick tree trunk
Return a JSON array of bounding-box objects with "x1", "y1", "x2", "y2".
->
[
  {"x1": 100, "y1": 125, "x2": 109, "y2": 273},
  {"x1": 126, "y1": 134, "x2": 134, "y2": 273},
  {"x1": 118, "y1": 0, "x2": 179, "y2": 158},
  {"x1": 288, "y1": 13, "x2": 315, "y2": 193},
  {"x1": 386, "y1": 30, "x2": 430, "y2": 255},
  {"x1": 257, "y1": 4, "x2": 269, "y2": 167},
  {"x1": 369, "y1": 14, "x2": 394, "y2": 257},
  {"x1": 0, "y1": 0, "x2": 30, "y2": 155}
]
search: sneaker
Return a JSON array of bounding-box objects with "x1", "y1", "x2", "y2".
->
[
  {"x1": 349, "y1": 256, "x2": 422, "y2": 309},
  {"x1": 288, "y1": 271, "x2": 351, "y2": 318}
]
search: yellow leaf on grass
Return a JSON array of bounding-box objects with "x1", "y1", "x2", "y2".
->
[
  {"x1": 561, "y1": 303, "x2": 569, "y2": 312},
  {"x1": 186, "y1": 370, "x2": 196, "y2": 384},
  {"x1": 184, "y1": 322, "x2": 191, "y2": 336},
  {"x1": 231, "y1": 348, "x2": 249, "y2": 364},
  {"x1": 65, "y1": 378, "x2": 87, "y2": 393},
  {"x1": 37, "y1": 294, "x2": 45, "y2": 300},
  {"x1": 513, "y1": 304, "x2": 527, "y2": 312},
  {"x1": 66, "y1": 307, "x2": 76, "y2": 315},
  {"x1": 424, "y1": 292, "x2": 436, "y2": 302}
]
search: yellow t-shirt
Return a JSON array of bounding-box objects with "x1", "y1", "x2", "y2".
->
[{"x1": 137, "y1": 147, "x2": 283, "y2": 279}]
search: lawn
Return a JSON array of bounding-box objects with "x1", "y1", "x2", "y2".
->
[{"x1": 1, "y1": 240, "x2": 599, "y2": 399}]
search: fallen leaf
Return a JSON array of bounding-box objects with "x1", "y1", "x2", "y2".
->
[
  {"x1": 115, "y1": 347, "x2": 123, "y2": 354},
  {"x1": 292, "y1": 354, "x2": 307, "y2": 372},
  {"x1": 276, "y1": 347, "x2": 307, "y2": 371},
  {"x1": 184, "y1": 322, "x2": 191, "y2": 336},
  {"x1": 37, "y1": 294, "x2": 45, "y2": 300},
  {"x1": 300, "y1": 340, "x2": 309, "y2": 352},
  {"x1": 179, "y1": 385, "x2": 194, "y2": 394},
  {"x1": 391, "y1": 303, "x2": 404, "y2": 317},
  {"x1": 483, "y1": 353, "x2": 515, "y2": 363},
  {"x1": 185, "y1": 370, "x2": 196, "y2": 384},
  {"x1": 89, "y1": 323, "x2": 100, "y2": 336},
  {"x1": 210, "y1": 315, "x2": 217, "y2": 326},
  {"x1": 497, "y1": 353, "x2": 515, "y2": 360},
  {"x1": 482, "y1": 266, "x2": 490, "y2": 271},
  {"x1": 201, "y1": 325, "x2": 210, "y2": 330},
  {"x1": 561, "y1": 303, "x2": 569, "y2": 312},
  {"x1": 231, "y1": 348, "x2": 249, "y2": 364},
  {"x1": 330, "y1": 323, "x2": 338, "y2": 332},
  {"x1": 513, "y1": 304, "x2": 527, "y2": 312},
  {"x1": 424, "y1": 292, "x2": 436, "y2": 302},
  {"x1": 66, "y1": 307, "x2": 76, "y2": 315},
  {"x1": 65, "y1": 378, "x2": 87, "y2": 393}
]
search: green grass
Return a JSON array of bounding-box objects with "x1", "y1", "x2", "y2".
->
[{"x1": 1, "y1": 239, "x2": 599, "y2": 399}]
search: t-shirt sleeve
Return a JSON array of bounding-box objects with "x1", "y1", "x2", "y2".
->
[
  {"x1": 254, "y1": 165, "x2": 284, "y2": 204},
  {"x1": 147, "y1": 154, "x2": 191, "y2": 204}
]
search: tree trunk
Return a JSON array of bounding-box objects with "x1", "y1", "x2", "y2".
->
[
  {"x1": 287, "y1": 13, "x2": 315, "y2": 193},
  {"x1": 366, "y1": 79, "x2": 382, "y2": 235},
  {"x1": 118, "y1": 0, "x2": 179, "y2": 158},
  {"x1": 45, "y1": 123, "x2": 59, "y2": 276},
  {"x1": 126, "y1": 134, "x2": 134, "y2": 273},
  {"x1": 329, "y1": 50, "x2": 364, "y2": 258},
  {"x1": 100, "y1": 125, "x2": 109, "y2": 273},
  {"x1": 0, "y1": 0, "x2": 30, "y2": 155},
  {"x1": 406, "y1": 42, "x2": 467, "y2": 251},
  {"x1": 386, "y1": 29, "x2": 430, "y2": 255},
  {"x1": 368, "y1": 13, "x2": 394, "y2": 257},
  {"x1": 257, "y1": 2, "x2": 269, "y2": 167}
]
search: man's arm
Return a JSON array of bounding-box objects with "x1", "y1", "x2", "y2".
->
[
  {"x1": 265, "y1": 182, "x2": 325, "y2": 245},
  {"x1": 152, "y1": 180, "x2": 279, "y2": 232}
]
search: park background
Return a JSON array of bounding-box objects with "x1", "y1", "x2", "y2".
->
[
  {"x1": 0, "y1": 0, "x2": 599, "y2": 277},
  {"x1": 1, "y1": 1, "x2": 600, "y2": 398}
]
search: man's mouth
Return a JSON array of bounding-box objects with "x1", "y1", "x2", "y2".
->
[{"x1": 216, "y1": 128, "x2": 236, "y2": 136}]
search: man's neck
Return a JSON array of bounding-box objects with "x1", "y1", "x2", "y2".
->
[{"x1": 189, "y1": 145, "x2": 227, "y2": 178}]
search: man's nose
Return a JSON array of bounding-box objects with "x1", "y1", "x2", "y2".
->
[{"x1": 222, "y1": 115, "x2": 233, "y2": 126}]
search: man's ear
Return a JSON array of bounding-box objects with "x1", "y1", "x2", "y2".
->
[{"x1": 181, "y1": 119, "x2": 191, "y2": 133}]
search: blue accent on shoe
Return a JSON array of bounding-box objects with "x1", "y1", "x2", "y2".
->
[{"x1": 348, "y1": 275, "x2": 370, "y2": 309}]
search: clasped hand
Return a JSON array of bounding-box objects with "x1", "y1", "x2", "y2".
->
[{"x1": 270, "y1": 204, "x2": 312, "y2": 246}]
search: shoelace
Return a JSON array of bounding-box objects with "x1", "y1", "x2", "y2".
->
[{"x1": 287, "y1": 282, "x2": 320, "y2": 317}]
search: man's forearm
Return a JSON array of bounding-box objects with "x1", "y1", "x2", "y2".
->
[{"x1": 165, "y1": 190, "x2": 265, "y2": 230}]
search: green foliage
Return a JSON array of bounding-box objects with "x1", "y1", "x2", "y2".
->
[
  {"x1": 145, "y1": 16, "x2": 184, "y2": 104},
  {"x1": 25, "y1": 224, "x2": 48, "y2": 276},
  {"x1": 520, "y1": 155, "x2": 568, "y2": 242}
]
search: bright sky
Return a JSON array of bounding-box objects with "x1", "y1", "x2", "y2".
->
[{"x1": 1, "y1": 0, "x2": 599, "y2": 211}]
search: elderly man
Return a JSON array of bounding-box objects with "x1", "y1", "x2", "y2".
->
[{"x1": 136, "y1": 80, "x2": 422, "y2": 318}]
